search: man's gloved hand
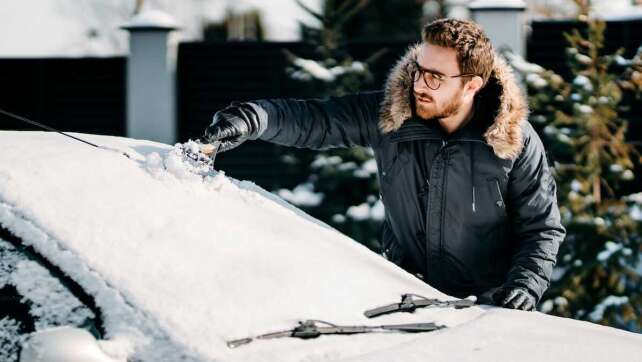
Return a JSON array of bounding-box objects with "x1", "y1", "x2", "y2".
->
[
  {"x1": 203, "y1": 102, "x2": 265, "y2": 153},
  {"x1": 499, "y1": 287, "x2": 537, "y2": 311},
  {"x1": 476, "y1": 286, "x2": 537, "y2": 311}
]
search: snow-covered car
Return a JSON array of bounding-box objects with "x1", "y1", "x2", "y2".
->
[{"x1": 1, "y1": 131, "x2": 641, "y2": 362}]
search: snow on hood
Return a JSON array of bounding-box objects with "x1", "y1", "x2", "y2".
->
[{"x1": 1, "y1": 131, "x2": 641, "y2": 362}]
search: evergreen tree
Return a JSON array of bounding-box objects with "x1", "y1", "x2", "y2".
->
[
  {"x1": 276, "y1": 0, "x2": 390, "y2": 251},
  {"x1": 276, "y1": 1, "x2": 458, "y2": 251},
  {"x1": 506, "y1": 2, "x2": 642, "y2": 332}
]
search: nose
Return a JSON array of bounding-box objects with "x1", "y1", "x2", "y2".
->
[
  {"x1": 413, "y1": 83, "x2": 432, "y2": 100},
  {"x1": 413, "y1": 77, "x2": 432, "y2": 95}
]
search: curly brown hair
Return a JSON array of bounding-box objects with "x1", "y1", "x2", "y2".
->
[{"x1": 421, "y1": 18, "x2": 495, "y2": 86}]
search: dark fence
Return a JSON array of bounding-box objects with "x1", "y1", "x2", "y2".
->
[{"x1": 0, "y1": 57, "x2": 125, "y2": 136}]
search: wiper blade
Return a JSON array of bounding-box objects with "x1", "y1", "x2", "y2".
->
[
  {"x1": 227, "y1": 319, "x2": 446, "y2": 348},
  {"x1": 364, "y1": 294, "x2": 475, "y2": 318}
]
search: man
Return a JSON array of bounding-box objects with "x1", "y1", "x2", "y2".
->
[{"x1": 203, "y1": 18, "x2": 566, "y2": 311}]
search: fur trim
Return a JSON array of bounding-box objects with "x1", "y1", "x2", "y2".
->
[
  {"x1": 378, "y1": 44, "x2": 528, "y2": 160},
  {"x1": 378, "y1": 45, "x2": 419, "y2": 134}
]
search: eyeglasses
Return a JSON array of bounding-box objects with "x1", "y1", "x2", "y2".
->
[{"x1": 411, "y1": 61, "x2": 477, "y2": 90}]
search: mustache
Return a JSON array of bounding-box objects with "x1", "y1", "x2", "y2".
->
[{"x1": 413, "y1": 91, "x2": 433, "y2": 102}]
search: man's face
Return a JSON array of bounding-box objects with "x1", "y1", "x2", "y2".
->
[{"x1": 413, "y1": 43, "x2": 466, "y2": 120}]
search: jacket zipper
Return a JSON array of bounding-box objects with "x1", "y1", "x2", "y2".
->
[
  {"x1": 493, "y1": 178, "x2": 505, "y2": 208},
  {"x1": 432, "y1": 138, "x2": 478, "y2": 287},
  {"x1": 428, "y1": 138, "x2": 480, "y2": 287},
  {"x1": 439, "y1": 142, "x2": 449, "y2": 287},
  {"x1": 427, "y1": 139, "x2": 448, "y2": 287}
]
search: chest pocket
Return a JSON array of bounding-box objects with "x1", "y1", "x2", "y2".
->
[
  {"x1": 471, "y1": 176, "x2": 508, "y2": 226},
  {"x1": 479, "y1": 177, "x2": 508, "y2": 221}
]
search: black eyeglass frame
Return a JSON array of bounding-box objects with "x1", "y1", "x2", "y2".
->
[{"x1": 410, "y1": 60, "x2": 478, "y2": 90}]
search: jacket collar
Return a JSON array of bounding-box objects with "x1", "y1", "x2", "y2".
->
[
  {"x1": 389, "y1": 102, "x2": 486, "y2": 144},
  {"x1": 379, "y1": 44, "x2": 528, "y2": 160}
]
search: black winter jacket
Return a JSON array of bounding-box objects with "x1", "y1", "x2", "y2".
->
[{"x1": 251, "y1": 45, "x2": 566, "y2": 303}]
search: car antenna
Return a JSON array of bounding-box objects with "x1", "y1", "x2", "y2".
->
[{"x1": 0, "y1": 107, "x2": 131, "y2": 159}]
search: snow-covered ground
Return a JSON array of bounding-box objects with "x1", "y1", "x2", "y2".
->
[{"x1": 1, "y1": 131, "x2": 641, "y2": 361}]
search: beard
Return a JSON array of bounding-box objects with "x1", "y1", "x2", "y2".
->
[{"x1": 414, "y1": 89, "x2": 463, "y2": 121}]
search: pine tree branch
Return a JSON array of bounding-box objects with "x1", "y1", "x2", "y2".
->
[
  {"x1": 365, "y1": 48, "x2": 389, "y2": 66},
  {"x1": 336, "y1": 0, "x2": 370, "y2": 28},
  {"x1": 295, "y1": 0, "x2": 325, "y2": 23}
]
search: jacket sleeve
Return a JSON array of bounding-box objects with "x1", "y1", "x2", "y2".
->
[
  {"x1": 251, "y1": 91, "x2": 383, "y2": 150},
  {"x1": 504, "y1": 123, "x2": 566, "y2": 304}
]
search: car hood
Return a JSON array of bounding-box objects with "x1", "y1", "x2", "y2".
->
[{"x1": 1, "y1": 131, "x2": 641, "y2": 362}]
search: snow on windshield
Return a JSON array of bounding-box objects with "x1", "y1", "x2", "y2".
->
[{"x1": 0, "y1": 238, "x2": 95, "y2": 361}]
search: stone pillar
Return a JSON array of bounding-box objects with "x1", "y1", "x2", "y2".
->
[
  {"x1": 121, "y1": 9, "x2": 178, "y2": 144},
  {"x1": 468, "y1": 0, "x2": 527, "y2": 57}
]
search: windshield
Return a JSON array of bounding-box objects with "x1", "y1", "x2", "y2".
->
[{"x1": 0, "y1": 227, "x2": 102, "y2": 362}]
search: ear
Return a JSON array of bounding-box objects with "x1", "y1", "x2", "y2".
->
[{"x1": 464, "y1": 76, "x2": 484, "y2": 100}]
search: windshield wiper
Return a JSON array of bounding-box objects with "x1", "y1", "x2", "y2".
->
[
  {"x1": 364, "y1": 294, "x2": 475, "y2": 318},
  {"x1": 227, "y1": 319, "x2": 446, "y2": 348}
]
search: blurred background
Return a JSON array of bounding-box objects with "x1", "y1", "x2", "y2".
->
[{"x1": 1, "y1": 0, "x2": 641, "y2": 333}]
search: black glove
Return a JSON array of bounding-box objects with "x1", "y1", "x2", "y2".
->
[
  {"x1": 203, "y1": 102, "x2": 265, "y2": 153},
  {"x1": 476, "y1": 286, "x2": 537, "y2": 311},
  {"x1": 498, "y1": 287, "x2": 537, "y2": 311}
]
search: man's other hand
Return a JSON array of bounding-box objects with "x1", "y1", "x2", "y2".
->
[
  {"x1": 476, "y1": 286, "x2": 537, "y2": 311},
  {"x1": 203, "y1": 102, "x2": 264, "y2": 153},
  {"x1": 499, "y1": 287, "x2": 537, "y2": 311}
]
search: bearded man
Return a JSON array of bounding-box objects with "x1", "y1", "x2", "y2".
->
[{"x1": 203, "y1": 18, "x2": 566, "y2": 311}]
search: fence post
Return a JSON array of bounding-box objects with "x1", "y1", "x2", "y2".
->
[
  {"x1": 468, "y1": 0, "x2": 527, "y2": 57},
  {"x1": 121, "y1": 10, "x2": 178, "y2": 144}
]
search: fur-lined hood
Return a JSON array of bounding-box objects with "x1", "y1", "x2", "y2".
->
[{"x1": 378, "y1": 44, "x2": 528, "y2": 160}]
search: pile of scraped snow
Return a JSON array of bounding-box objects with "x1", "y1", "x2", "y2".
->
[{"x1": 1, "y1": 131, "x2": 642, "y2": 362}]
